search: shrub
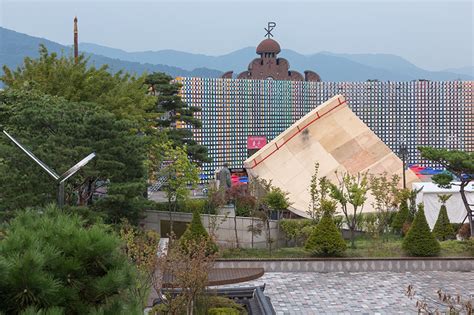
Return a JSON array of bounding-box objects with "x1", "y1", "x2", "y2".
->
[
  {"x1": 305, "y1": 213, "x2": 346, "y2": 257},
  {"x1": 333, "y1": 215, "x2": 344, "y2": 230},
  {"x1": 280, "y1": 219, "x2": 315, "y2": 245},
  {"x1": 387, "y1": 210, "x2": 398, "y2": 230},
  {"x1": 208, "y1": 307, "x2": 241, "y2": 315},
  {"x1": 180, "y1": 209, "x2": 218, "y2": 255},
  {"x1": 392, "y1": 199, "x2": 409, "y2": 233},
  {"x1": 205, "y1": 296, "x2": 246, "y2": 313},
  {"x1": 402, "y1": 222, "x2": 411, "y2": 237},
  {"x1": 466, "y1": 238, "x2": 474, "y2": 256},
  {"x1": 149, "y1": 199, "x2": 209, "y2": 214},
  {"x1": 451, "y1": 223, "x2": 462, "y2": 234},
  {"x1": 402, "y1": 204, "x2": 440, "y2": 256},
  {"x1": 0, "y1": 205, "x2": 138, "y2": 314},
  {"x1": 458, "y1": 223, "x2": 471, "y2": 240},
  {"x1": 432, "y1": 205, "x2": 455, "y2": 240},
  {"x1": 183, "y1": 199, "x2": 208, "y2": 213},
  {"x1": 150, "y1": 303, "x2": 169, "y2": 314}
]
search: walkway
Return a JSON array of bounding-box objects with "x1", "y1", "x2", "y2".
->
[{"x1": 218, "y1": 271, "x2": 474, "y2": 314}]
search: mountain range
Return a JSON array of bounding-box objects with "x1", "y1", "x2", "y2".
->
[
  {"x1": 0, "y1": 27, "x2": 221, "y2": 79},
  {"x1": 1, "y1": 27, "x2": 473, "y2": 83}
]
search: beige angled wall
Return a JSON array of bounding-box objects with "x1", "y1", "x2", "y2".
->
[{"x1": 244, "y1": 95, "x2": 419, "y2": 218}]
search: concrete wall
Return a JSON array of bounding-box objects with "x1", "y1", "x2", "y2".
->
[
  {"x1": 143, "y1": 210, "x2": 286, "y2": 249},
  {"x1": 214, "y1": 258, "x2": 474, "y2": 273}
]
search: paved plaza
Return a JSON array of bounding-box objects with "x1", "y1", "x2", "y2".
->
[{"x1": 220, "y1": 271, "x2": 474, "y2": 314}]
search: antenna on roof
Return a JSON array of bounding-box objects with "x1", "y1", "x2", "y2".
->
[{"x1": 264, "y1": 22, "x2": 276, "y2": 38}]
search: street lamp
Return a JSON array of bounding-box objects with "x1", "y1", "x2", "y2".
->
[
  {"x1": 2, "y1": 130, "x2": 96, "y2": 207},
  {"x1": 399, "y1": 141, "x2": 409, "y2": 189}
]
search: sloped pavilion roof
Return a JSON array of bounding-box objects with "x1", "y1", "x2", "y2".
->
[{"x1": 244, "y1": 95, "x2": 419, "y2": 218}]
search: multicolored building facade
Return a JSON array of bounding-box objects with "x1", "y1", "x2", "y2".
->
[{"x1": 177, "y1": 77, "x2": 473, "y2": 179}]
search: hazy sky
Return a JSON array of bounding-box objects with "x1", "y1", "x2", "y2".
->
[{"x1": 1, "y1": 0, "x2": 472, "y2": 70}]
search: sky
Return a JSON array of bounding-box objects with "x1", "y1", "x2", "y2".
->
[{"x1": 0, "y1": 0, "x2": 472, "y2": 71}]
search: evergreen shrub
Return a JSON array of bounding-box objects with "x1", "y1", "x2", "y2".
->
[
  {"x1": 402, "y1": 204, "x2": 440, "y2": 256},
  {"x1": 432, "y1": 205, "x2": 455, "y2": 240},
  {"x1": 305, "y1": 208, "x2": 346, "y2": 257},
  {"x1": 180, "y1": 209, "x2": 218, "y2": 255},
  {"x1": 392, "y1": 199, "x2": 409, "y2": 233},
  {"x1": 0, "y1": 205, "x2": 138, "y2": 314}
]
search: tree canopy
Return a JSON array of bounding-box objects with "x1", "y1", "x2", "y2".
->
[
  {"x1": 0, "y1": 89, "x2": 147, "y2": 223},
  {"x1": 1, "y1": 45, "x2": 157, "y2": 131},
  {"x1": 418, "y1": 147, "x2": 474, "y2": 187},
  {"x1": 0, "y1": 205, "x2": 140, "y2": 314},
  {"x1": 419, "y1": 147, "x2": 474, "y2": 236},
  {"x1": 145, "y1": 72, "x2": 210, "y2": 164}
]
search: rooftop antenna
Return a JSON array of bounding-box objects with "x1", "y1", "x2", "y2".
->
[
  {"x1": 74, "y1": 16, "x2": 78, "y2": 64},
  {"x1": 264, "y1": 22, "x2": 276, "y2": 38}
]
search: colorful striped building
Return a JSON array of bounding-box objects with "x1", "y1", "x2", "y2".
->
[{"x1": 177, "y1": 77, "x2": 473, "y2": 180}]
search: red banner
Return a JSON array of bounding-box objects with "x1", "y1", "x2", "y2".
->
[{"x1": 247, "y1": 136, "x2": 267, "y2": 149}]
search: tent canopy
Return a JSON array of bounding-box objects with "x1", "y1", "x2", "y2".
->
[{"x1": 413, "y1": 182, "x2": 474, "y2": 229}]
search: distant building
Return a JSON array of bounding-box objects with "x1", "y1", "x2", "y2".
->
[
  {"x1": 173, "y1": 35, "x2": 473, "y2": 180},
  {"x1": 177, "y1": 77, "x2": 473, "y2": 180},
  {"x1": 221, "y1": 38, "x2": 321, "y2": 82}
]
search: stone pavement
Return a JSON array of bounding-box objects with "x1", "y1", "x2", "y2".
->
[{"x1": 217, "y1": 271, "x2": 474, "y2": 314}]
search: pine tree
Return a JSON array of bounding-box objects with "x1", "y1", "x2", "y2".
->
[
  {"x1": 402, "y1": 204, "x2": 440, "y2": 256},
  {"x1": 0, "y1": 89, "x2": 148, "y2": 223},
  {"x1": 145, "y1": 72, "x2": 210, "y2": 164},
  {"x1": 0, "y1": 205, "x2": 139, "y2": 314},
  {"x1": 432, "y1": 194, "x2": 455, "y2": 240}
]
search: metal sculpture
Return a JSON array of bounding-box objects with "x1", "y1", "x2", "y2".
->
[{"x1": 2, "y1": 130, "x2": 95, "y2": 207}]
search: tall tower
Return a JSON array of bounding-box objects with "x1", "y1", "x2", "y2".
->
[{"x1": 74, "y1": 16, "x2": 78, "y2": 64}]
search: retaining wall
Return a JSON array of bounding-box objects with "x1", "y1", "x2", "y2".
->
[
  {"x1": 143, "y1": 210, "x2": 286, "y2": 248},
  {"x1": 214, "y1": 258, "x2": 474, "y2": 273}
]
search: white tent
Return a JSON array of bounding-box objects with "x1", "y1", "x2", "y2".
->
[{"x1": 413, "y1": 182, "x2": 474, "y2": 229}]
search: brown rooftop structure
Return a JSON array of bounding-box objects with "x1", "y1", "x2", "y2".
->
[{"x1": 222, "y1": 28, "x2": 321, "y2": 82}]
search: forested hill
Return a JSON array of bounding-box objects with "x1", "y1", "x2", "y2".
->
[{"x1": 0, "y1": 27, "x2": 223, "y2": 81}]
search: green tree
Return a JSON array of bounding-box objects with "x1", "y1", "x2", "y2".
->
[
  {"x1": 225, "y1": 184, "x2": 257, "y2": 248},
  {"x1": 264, "y1": 186, "x2": 291, "y2": 250},
  {"x1": 392, "y1": 197, "x2": 409, "y2": 233},
  {"x1": 329, "y1": 171, "x2": 369, "y2": 248},
  {"x1": 402, "y1": 204, "x2": 441, "y2": 257},
  {"x1": 305, "y1": 200, "x2": 346, "y2": 257},
  {"x1": 1, "y1": 45, "x2": 156, "y2": 131},
  {"x1": 247, "y1": 177, "x2": 281, "y2": 255},
  {"x1": 419, "y1": 147, "x2": 474, "y2": 236},
  {"x1": 180, "y1": 209, "x2": 218, "y2": 255},
  {"x1": 432, "y1": 194, "x2": 455, "y2": 241},
  {"x1": 0, "y1": 205, "x2": 140, "y2": 314},
  {"x1": 158, "y1": 143, "x2": 199, "y2": 235},
  {"x1": 0, "y1": 89, "x2": 147, "y2": 223},
  {"x1": 406, "y1": 187, "x2": 423, "y2": 223},
  {"x1": 307, "y1": 163, "x2": 331, "y2": 222},
  {"x1": 119, "y1": 219, "x2": 160, "y2": 305},
  {"x1": 369, "y1": 173, "x2": 401, "y2": 238},
  {"x1": 145, "y1": 72, "x2": 210, "y2": 164}
]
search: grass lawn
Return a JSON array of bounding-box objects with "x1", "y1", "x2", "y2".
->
[{"x1": 220, "y1": 236, "x2": 473, "y2": 259}]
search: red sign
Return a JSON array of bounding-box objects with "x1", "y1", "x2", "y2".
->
[{"x1": 247, "y1": 136, "x2": 267, "y2": 149}]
